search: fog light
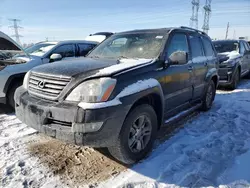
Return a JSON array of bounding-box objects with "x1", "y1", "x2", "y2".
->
[{"x1": 72, "y1": 122, "x2": 103, "y2": 133}]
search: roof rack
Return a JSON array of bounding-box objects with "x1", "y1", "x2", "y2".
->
[{"x1": 180, "y1": 26, "x2": 207, "y2": 35}]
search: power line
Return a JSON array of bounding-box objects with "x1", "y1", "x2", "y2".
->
[
  {"x1": 9, "y1": 18, "x2": 23, "y2": 44},
  {"x1": 202, "y1": 0, "x2": 212, "y2": 34},
  {"x1": 190, "y1": 0, "x2": 200, "y2": 29}
]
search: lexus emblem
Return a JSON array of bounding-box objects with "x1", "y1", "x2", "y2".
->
[{"x1": 37, "y1": 80, "x2": 46, "y2": 89}]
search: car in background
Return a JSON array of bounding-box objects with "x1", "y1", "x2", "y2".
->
[
  {"x1": 15, "y1": 26, "x2": 218, "y2": 164},
  {"x1": 213, "y1": 40, "x2": 250, "y2": 89},
  {"x1": 0, "y1": 34, "x2": 98, "y2": 109},
  {"x1": 85, "y1": 32, "x2": 114, "y2": 43}
]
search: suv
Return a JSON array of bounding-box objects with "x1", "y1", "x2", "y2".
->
[
  {"x1": 213, "y1": 40, "x2": 250, "y2": 89},
  {"x1": 0, "y1": 34, "x2": 98, "y2": 108},
  {"x1": 15, "y1": 27, "x2": 219, "y2": 164}
]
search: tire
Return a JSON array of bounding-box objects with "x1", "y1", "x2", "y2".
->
[
  {"x1": 7, "y1": 82, "x2": 22, "y2": 110},
  {"x1": 229, "y1": 69, "x2": 240, "y2": 90},
  {"x1": 201, "y1": 80, "x2": 216, "y2": 111},
  {"x1": 108, "y1": 104, "x2": 158, "y2": 164}
]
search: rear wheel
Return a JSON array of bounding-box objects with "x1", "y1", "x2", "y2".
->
[
  {"x1": 201, "y1": 80, "x2": 216, "y2": 111},
  {"x1": 229, "y1": 69, "x2": 240, "y2": 90},
  {"x1": 7, "y1": 82, "x2": 22, "y2": 110},
  {"x1": 108, "y1": 104, "x2": 158, "y2": 164}
]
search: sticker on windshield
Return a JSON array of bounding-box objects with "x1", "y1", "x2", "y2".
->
[{"x1": 156, "y1": 36, "x2": 163, "y2": 39}]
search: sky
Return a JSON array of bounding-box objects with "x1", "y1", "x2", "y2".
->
[{"x1": 0, "y1": 0, "x2": 249, "y2": 44}]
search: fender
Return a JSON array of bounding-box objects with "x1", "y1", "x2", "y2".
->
[
  {"x1": 205, "y1": 67, "x2": 219, "y2": 86},
  {"x1": 3, "y1": 72, "x2": 26, "y2": 94}
]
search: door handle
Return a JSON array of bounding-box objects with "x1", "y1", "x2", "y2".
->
[{"x1": 188, "y1": 66, "x2": 193, "y2": 71}]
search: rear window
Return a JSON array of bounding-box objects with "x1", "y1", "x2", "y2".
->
[
  {"x1": 78, "y1": 43, "x2": 97, "y2": 56},
  {"x1": 201, "y1": 37, "x2": 215, "y2": 57},
  {"x1": 189, "y1": 35, "x2": 204, "y2": 58}
]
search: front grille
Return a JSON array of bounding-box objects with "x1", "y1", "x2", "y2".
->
[{"x1": 28, "y1": 72, "x2": 71, "y2": 100}]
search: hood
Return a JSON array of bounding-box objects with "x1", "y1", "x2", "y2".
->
[
  {"x1": 0, "y1": 31, "x2": 30, "y2": 58},
  {"x1": 218, "y1": 51, "x2": 242, "y2": 63},
  {"x1": 31, "y1": 57, "x2": 153, "y2": 78}
]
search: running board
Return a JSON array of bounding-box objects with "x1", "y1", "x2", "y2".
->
[{"x1": 164, "y1": 103, "x2": 202, "y2": 126}]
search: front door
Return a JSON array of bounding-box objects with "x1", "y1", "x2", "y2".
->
[
  {"x1": 163, "y1": 32, "x2": 193, "y2": 112},
  {"x1": 188, "y1": 34, "x2": 208, "y2": 99}
]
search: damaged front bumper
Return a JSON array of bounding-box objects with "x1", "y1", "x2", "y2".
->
[{"x1": 14, "y1": 86, "x2": 129, "y2": 147}]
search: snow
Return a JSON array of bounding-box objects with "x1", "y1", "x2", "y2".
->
[
  {"x1": 85, "y1": 35, "x2": 106, "y2": 43},
  {"x1": 1, "y1": 80, "x2": 250, "y2": 188},
  {"x1": 93, "y1": 58, "x2": 153, "y2": 76},
  {"x1": 100, "y1": 80, "x2": 250, "y2": 188},
  {"x1": 220, "y1": 51, "x2": 242, "y2": 60},
  {"x1": 78, "y1": 78, "x2": 160, "y2": 109}
]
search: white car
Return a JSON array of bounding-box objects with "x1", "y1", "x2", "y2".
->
[{"x1": 0, "y1": 31, "x2": 98, "y2": 108}]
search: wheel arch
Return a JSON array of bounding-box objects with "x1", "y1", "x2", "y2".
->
[{"x1": 3, "y1": 73, "x2": 26, "y2": 94}]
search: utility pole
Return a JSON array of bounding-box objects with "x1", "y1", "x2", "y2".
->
[
  {"x1": 202, "y1": 0, "x2": 212, "y2": 34},
  {"x1": 225, "y1": 22, "x2": 229, "y2": 39},
  {"x1": 190, "y1": 0, "x2": 200, "y2": 29},
  {"x1": 9, "y1": 19, "x2": 23, "y2": 44}
]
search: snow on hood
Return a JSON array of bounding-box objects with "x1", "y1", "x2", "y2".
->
[
  {"x1": 219, "y1": 51, "x2": 242, "y2": 60},
  {"x1": 93, "y1": 58, "x2": 153, "y2": 76},
  {"x1": 85, "y1": 35, "x2": 106, "y2": 43},
  {"x1": 78, "y1": 78, "x2": 160, "y2": 109}
]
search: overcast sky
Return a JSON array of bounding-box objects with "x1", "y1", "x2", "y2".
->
[{"x1": 0, "y1": 0, "x2": 249, "y2": 44}]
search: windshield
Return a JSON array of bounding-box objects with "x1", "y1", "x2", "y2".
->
[
  {"x1": 25, "y1": 43, "x2": 56, "y2": 54},
  {"x1": 213, "y1": 41, "x2": 239, "y2": 53},
  {"x1": 87, "y1": 32, "x2": 165, "y2": 59},
  {"x1": 30, "y1": 44, "x2": 56, "y2": 57}
]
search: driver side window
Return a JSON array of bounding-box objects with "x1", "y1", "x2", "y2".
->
[
  {"x1": 50, "y1": 44, "x2": 75, "y2": 58},
  {"x1": 166, "y1": 33, "x2": 189, "y2": 59}
]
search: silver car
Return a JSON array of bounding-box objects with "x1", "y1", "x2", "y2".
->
[{"x1": 0, "y1": 32, "x2": 98, "y2": 108}]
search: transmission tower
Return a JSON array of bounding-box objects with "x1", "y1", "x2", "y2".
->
[
  {"x1": 202, "y1": 0, "x2": 212, "y2": 34},
  {"x1": 190, "y1": 0, "x2": 200, "y2": 29},
  {"x1": 9, "y1": 19, "x2": 23, "y2": 44}
]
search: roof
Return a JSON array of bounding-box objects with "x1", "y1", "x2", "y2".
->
[
  {"x1": 213, "y1": 40, "x2": 239, "y2": 43},
  {"x1": 116, "y1": 26, "x2": 207, "y2": 36},
  {"x1": 58, "y1": 40, "x2": 99, "y2": 45}
]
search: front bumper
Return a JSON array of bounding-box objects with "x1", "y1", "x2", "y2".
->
[
  {"x1": 218, "y1": 66, "x2": 235, "y2": 86},
  {"x1": 14, "y1": 86, "x2": 129, "y2": 147}
]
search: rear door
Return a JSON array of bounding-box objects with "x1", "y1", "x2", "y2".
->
[
  {"x1": 163, "y1": 32, "x2": 193, "y2": 111},
  {"x1": 243, "y1": 41, "x2": 250, "y2": 71},
  {"x1": 188, "y1": 34, "x2": 208, "y2": 99},
  {"x1": 239, "y1": 41, "x2": 248, "y2": 75}
]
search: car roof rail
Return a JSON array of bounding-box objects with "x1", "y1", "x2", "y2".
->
[{"x1": 180, "y1": 26, "x2": 207, "y2": 36}]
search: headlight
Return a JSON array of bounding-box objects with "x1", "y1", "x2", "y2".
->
[
  {"x1": 222, "y1": 60, "x2": 236, "y2": 67},
  {"x1": 23, "y1": 71, "x2": 31, "y2": 90},
  {"x1": 66, "y1": 78, "x2": 116, "y2": 102}
]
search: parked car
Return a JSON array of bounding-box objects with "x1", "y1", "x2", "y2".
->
[
  {"x1": 15, "y1": 26, "x2": 219, "y2": 164},
  {"x1": 213, "y1": 40, "x2": 250, "y2": 89},
  {"x1": 0, "y1": 34, "x2": 98, "y2": 108}
]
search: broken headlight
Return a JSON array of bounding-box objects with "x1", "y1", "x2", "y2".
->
[{"x1": 66, "y1": 78, "x2": 116, "y2": 102}]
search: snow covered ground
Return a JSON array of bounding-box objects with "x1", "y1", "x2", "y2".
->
[{"x1": 1, "y1": 80, "x2": 250, "y2": 188}]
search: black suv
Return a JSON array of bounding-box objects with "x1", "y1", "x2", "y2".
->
[
  {"x1": 15, "y1": 27, "x2": 219, "y2": 164},
  {"x1": 213, "y1": 40, "x2": 250, "y2": 89}
]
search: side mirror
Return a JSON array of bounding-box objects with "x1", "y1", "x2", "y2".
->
[
  {"x1": 50, "y1": 53, "x2": 62, "y2": 62},
  {"x1": 166, "y1": 51, "x2": 188, "y2": 65}
]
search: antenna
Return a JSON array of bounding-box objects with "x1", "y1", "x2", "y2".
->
[
  {"x1": 9, "y1": 18, "x2": 23, "y2": 44},
  {"x1": 190, "y1": 0, "x2": 200, "y2": 29},
  {"x1": 202, "y1": 0, "x2": 212, "y2": 34},
  {"x1": 225, "y1": 22, "x2": 229, "y2": 39}
]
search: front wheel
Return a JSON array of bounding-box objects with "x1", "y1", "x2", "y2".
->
[
  {"x1": 108, "y1": 104, "x2": 158, "y2": 164},
  {"x1": 201, "y1": 80, "x2": 216, "y2": 111}
]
